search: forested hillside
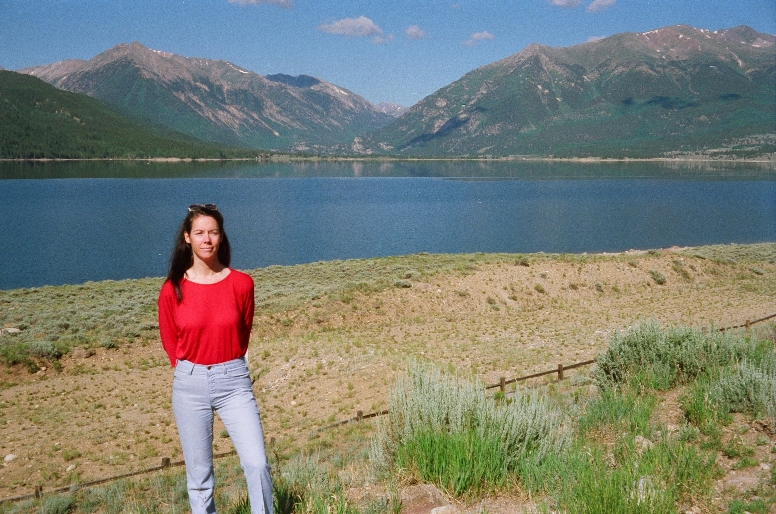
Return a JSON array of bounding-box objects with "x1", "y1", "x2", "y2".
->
[
  {"x1": 0, "y1": 71, "x2": 256, "y2": 159},
  {"x1": 20, "y1": 42, "x2": 394, "y2": 153},
  {"x1": 356, "y1": 25, "x2": 775, "y2": 159}
]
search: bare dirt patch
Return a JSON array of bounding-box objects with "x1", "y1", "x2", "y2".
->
[{"x1": 0, "y1": 247, "x2": 774, "y2": 509}]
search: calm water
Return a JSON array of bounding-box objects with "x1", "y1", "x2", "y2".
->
[{"x1": 1, "y1": 160, "x2": 774, "y2": 290}]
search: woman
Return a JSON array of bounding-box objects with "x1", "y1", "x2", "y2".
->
[{"x1": 158, "y1": 203, "x2": 273, "y2": 514}]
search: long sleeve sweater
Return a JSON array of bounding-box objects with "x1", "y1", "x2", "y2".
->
[{"x1": 157, "y1": 269, "x2": 255, "y2": 366}]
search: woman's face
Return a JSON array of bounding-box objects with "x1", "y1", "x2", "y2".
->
[{"x1": 184, "y1": 215, "x2": 222, "y2": 264}]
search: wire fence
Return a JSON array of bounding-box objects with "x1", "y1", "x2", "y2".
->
[
  {"x1": 320, "y1": 359, "x2": 598, "y2": 432},
  {"x1": 320, "y1": 313, "x2": 776, "y2": 430},
  {"x1": 2, "y1": 313, "x2": 774, "y2": 504},
  {"x1": 719, "y1": 312, "x2": 776, "y2": 332},
  {"x1": 0, "y1": 456, "x2": 183, "y2": 505}
]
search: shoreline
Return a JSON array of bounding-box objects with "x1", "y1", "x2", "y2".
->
[
  {"x1": 2, "y1": 155, "x2": 775, "y2": 164},
  {"x1": 3, "y1": 242, "x2": 774, "y2": 293}
]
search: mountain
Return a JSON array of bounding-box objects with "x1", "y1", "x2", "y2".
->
[
  {"x1": 355, "y1": 25, "x2": 775, "y2": 158},
  {"x1": 374, "y1": 102, "x2": 409, "y2": 117},
  {"x1": 20, "y1": 42, "x2": 394, "y2": 152},
  {"x1": 0, "y1": 70, "x2": 253, "y2": 159}
]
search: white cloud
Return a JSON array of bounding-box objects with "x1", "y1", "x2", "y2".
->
[
  {"x1": 405, "y1": 25, "x2": 427, "y2": 40},
  {"x1": 463, "y1": 31, "x2": 495, "y2": 46},
  {"x1": 228, "y1": 0, "x2": 292, "y2": 7},
  {"x1": 549, "y1": 0, "x2": 615, "y2": 12},
  {"x1": 550, "y1": 0, "x2": 581, "y2": 7},
  {"x1": 587, "y1": 0, "x2": 616, "y2": 12},
  {"x1": 373, "y1": 34, "x2": 396, "y2": 44},
  {"x1": 318, "y1": 16, "x2": 383, "y2": 37},
  {"x1": 586, "y1": 35, "x2": 606, "y2": 42}
]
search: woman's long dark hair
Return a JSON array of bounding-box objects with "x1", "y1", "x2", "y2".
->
[{"x1": 166, "y1": 205, "x2": 231, "y2": 301}]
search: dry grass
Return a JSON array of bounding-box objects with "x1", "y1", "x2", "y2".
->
[{"x1": 0, "y1": 244, "x2": 774, "y2": 506}]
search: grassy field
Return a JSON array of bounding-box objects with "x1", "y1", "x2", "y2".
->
[{"x1": 0, "y1": 243, "x2": 774, "y2": 513}]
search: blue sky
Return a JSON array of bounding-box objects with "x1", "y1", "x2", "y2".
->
[{"x1": 1, "y1": 0, "x2": 774, "y2": 106}]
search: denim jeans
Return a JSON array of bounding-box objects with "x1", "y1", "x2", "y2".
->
[{"x1": 173, "y1": 358, "x2": 273, "y2": 514}]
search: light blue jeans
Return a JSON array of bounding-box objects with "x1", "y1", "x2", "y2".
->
[{"x1": 173, "y1": 358, "x2": 273, "y2": 514}]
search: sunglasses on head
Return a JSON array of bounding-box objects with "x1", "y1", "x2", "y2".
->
[{"x1": 188, "y1": 203, "x2": 218, "y2": 212}]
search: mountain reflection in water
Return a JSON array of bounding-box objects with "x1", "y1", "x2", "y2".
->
[{"x1": 1, "y1": 160, "x2": 774, "y2": 289}]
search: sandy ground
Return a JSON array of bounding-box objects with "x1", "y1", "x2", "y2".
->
[{"x1": 0, "y1": 248, "x2": 774, "y2": 511}]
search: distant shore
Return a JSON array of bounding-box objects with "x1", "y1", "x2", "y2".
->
[{"x1": 3, "y1": 154, "x2": 775, "y2": 164}]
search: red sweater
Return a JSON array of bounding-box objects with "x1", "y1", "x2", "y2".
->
[{"x1": 158, "y1": 269, "x2": 255, "y2": 366}]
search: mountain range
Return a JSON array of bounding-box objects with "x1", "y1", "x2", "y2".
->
[
  {"x1": 0, "y1": 70, "x2": 256, "y2": 159},
  {"x1": 13, "y1": 24, "x2": 776, "y2": 159},
  {"x1": 353, "y1": 25, "x2": 775, "y2": 158},
  {"x1": 20, "y1": 42, "x2": 395, "y2": 153}
]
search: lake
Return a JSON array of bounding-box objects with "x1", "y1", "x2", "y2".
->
[{"x1": 1, "y1": 159, "x2": 774, "y2": 290}]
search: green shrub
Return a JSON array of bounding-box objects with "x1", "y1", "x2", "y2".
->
[
  {"x1": 100, "y1": 337, "x2": 118, "y2": 349},
  {"x1": 672, "y1": 260, "x2": 692, "y2": 280},
  {"x1": 226, "y1": 495, "x2": 251, "y2": 514},
  {"x1": 680, "y1": 374, "x2": 732, "y2": 434},
  {"x1": 709, "y1": 358, "x2": 776, "y2": 419},
  {"x1": 560, "y1": 454, "x2": 676, "y2": 513},
  {"x1": 593, "y1": 322, "x2": 760, "y2": 391},
  {"x1": 38, "y1": 494, "x2": 75, "y2": 514},
  {"x1": 29, "y1": 340, "x2": 65, "y2": 360},
  {"x1": 271, "y1": 457, "x2": 360, "y2": 514},
  {"x1": 728, "y1": 499, "x2": 769, "y2": 514},
  {"x1": 371, "y1": 362, "x2": 568, "y2": 497},
  {"x1": 679, "y1": 354, "x2": 775, "y2": 428},
  {"x1": 578, "y1": 388, "x2": 657, "y2": 436},
  {"x1": 557, "y1": 400, "x2": 717, "y2": 513},
  {"x1": 595, "y1": 322, "x2": 776, "y2": 444},
  {"x1": 0, "y1": 341, "x2": 31, "y2": 366},
  {"x1": 393, "y1": 427, "x2": 510, "y2": 495},
  {"x1": 650, "y1": 270, "x2": 666, "y2": 285}
]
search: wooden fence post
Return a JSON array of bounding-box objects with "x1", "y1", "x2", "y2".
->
[
  {"x1": 357, "y1": 410, "x2": 363, "y2": 422},
  {"x1": 746, "y1": 320, "x2": 751, "y2": 330},
  {"x1": 161, "y1": 457, "x2": 170, "y2": 468},
  {"x1": 557, "y1": 363, "x2": 564, "y2": 381},
  {"x1": 34, "y1": 486, "x2": 42, "y2": 498},
  {"x1": 500, "y1": 377, "x2": 506, "y2": 393}
]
